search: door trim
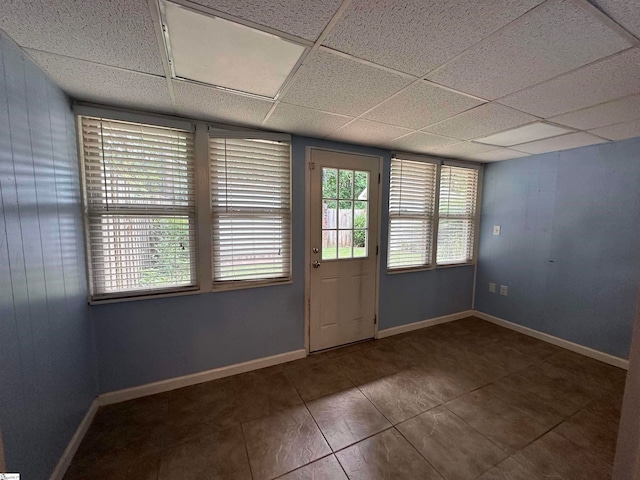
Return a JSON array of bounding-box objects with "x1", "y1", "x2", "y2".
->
[{"x1": 304, "y1": 146, "x2": 383, "y2": 353}]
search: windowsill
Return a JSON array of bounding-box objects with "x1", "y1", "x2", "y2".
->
[
  {"x1": 89, "y1": 279, "x2": 293, "y2": 305},
  {"x1": 386, "y1": 261, "x2": 475, "y2": 275}
]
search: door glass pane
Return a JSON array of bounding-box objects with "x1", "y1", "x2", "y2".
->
[
  {"x1": 322, "y1": 230, "x2": 337, "y2": 259},
  {"x1": 323, "y1": 168, "x2": 337, "y2": 198},
  {"x1": 338, "y1": 169, "x2": 353, "y2": 199},
  {"x1": 354, "y1": 230, "x2": 367, "y2": 257},
  {"x1": 323, "y1": 200, "x2": 337, "y2": 229},
  {"x1": 355, "y1": 171, "x2": 368, "y2": 200},
  {"x1": 354, "y1": 201, "x2": 367, "y2": 229},
  {"x1": 338, "y1": 230, "x2": 353, "y2": 258},
  {"x1": 338, "y1": 201, "x2": 353, "y2": 229}
]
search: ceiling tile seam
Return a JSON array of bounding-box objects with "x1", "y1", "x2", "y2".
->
[
  {"x1": 261, "y1": 0, "x2": 353, "y2": 125},
  {"x1": 568, "y1": 0, "x2": 640, "y2": 45},
  {"x1": 492, "y1": 45, "x2": 639, "y2": 106},
  {"x1": 317, "y1": 46, "x2": 417, "y2": 80},
  {"x1": 147, "y1": 0, "x2": 177, "y2": 109},
  {"x1": 548, "y1": 92, "x2": 640, "y2": 123},
  {"x1": 465, "y1": 120, "x2": 581, "y2": 146},
  {"x1": 583, "y1": 116, "x2": 640, "y2": 132},
  {"x1": 509, "y1": 131, "x2": 610, "y2": 152}
]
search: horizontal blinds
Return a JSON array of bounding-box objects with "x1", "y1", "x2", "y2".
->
[
  {"x1": 210, "y1": 138, "x2": 291, "y2": 282},
  {"x1": 437, "y1": 165, "x2": 479, "y2": 265},
  {"x1": 388, "y1": 158, "x2": 437, "y2": 270},
  {"x1": 80, "y1": 116, "x2": 197, "y2": 297}
]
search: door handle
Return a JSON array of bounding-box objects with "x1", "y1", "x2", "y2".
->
[{"x1": 313, "y1": 261, "x2": 321, "y2": 268}]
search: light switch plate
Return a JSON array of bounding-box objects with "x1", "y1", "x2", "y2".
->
[
  {"x1": 489, "y1": 282, "x2": 496, "y2": 293},
  {"x1": 493, "y1": 225, "x2": 501, "y2": 235},
  {"x1": 500, "y1": 285, "x2": 508, "y2": 296}
]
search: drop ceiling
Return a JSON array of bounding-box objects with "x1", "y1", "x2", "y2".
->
[{"x1": 2, "y1": 0, "x2": 639, "y2": 162}]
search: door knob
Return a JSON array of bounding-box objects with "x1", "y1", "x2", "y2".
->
[
  {"x1": 313, "y1": 260, "x2": 321, "y2": 268},
  {"x1": 312, "y1": 247, "x2": 319, "y2": 253}
]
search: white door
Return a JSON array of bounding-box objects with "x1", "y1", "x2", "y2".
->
[{"x1": 309, "y1": 149, "x2": 380, "y2": 352}]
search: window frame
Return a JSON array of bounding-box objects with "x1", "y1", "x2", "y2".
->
[{"x1": 386, "y1": 153, "x2": 482, "y2": 274}]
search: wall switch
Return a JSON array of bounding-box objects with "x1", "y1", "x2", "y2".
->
[
  {"x1": 489, "y1": 282, "x2": 496, "y2": 293},
  {"x1": 500, "y1": 285, "x2": 508, "y2": 296},
  {"x1": 493, "y1": 225, "x2": 501, "y2": 236}
]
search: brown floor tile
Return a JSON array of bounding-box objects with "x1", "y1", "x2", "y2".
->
[
  {"x1": 64, "y1": 453, "x2": 160, "y2": 480},
  {"x1": 397, "y1": 406, "x2": 507, "y2": 480},
  {"x1": 243, "y1": 405, "x2": 331, "y2": 480},
  {"x1": 446, "y1": 388, "x2": 548, "y2": 452},
  {"x1": 494, "y1": 333, "x2": 564, "y2": 362},
  {"x1": 157, "y1": 426, "x2": 251, "y2": 480},
  {"x1": 234, "y1": 369, "x2": 304, "y2": 422},
  {"x1": 554, "y1": 407, "x2": 620, "y2": 464},
  {"x1": 476, "y1": 457, "x2": 560, "y2": 480},
  {"x1": 331, "y1": 349, "x2": 402, "y2": 385},
  {"x1": 277, "y1": 455, "x2": 347, "y2": 479},
  {"x1": 336, "y1": 428, "x2": 443, "y2": 480},
  {"x1": 514, "y1": 431, "x2": 612, "y2": 479},
  {"x1": 306, "y1": 388, "x2": 391, "y2": 451},
  {"x1": 545, "y1": 350, "x2": 626, "y2": 395},
  {"x1": 286, "y1": 358, "x2": 354, "y2": 401},
  {"x1": 584, "y1": 389, "x2": 624, "y2": 425},
  {"x1": 358, "y1": 369, "x2": 443, "y2": 424}
]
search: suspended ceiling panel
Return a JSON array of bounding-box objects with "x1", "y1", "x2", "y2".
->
[
  {"x1": 328, "y1": 119, "x2": 413, "y2": 146},
  {"x1": 389, "y1": 132, "x2": 460, "y2": 154},
  {"x1": 549, "y1": 94, "x2": 640, "y2": 130},
  {"x1": 0, "y1": 0, "x2": 165, "y2": 75},
  {"x1": 26, "y1": 50, "x2": 174, "y2": 113},
  {"x1": 423, "y1": 103, "x2": 537, "y2": 140},
  {"x1": 427, "y1": 0, "x2": 631, "y2": 99},
  {"x1": 425, "y1": 142, "x2": 501, "y2": 159},
  {"x1": 362, "y1": 81, "x2": 484, "y2": 130},
  {"x1": 589, "y1": 0, "x2": 640, "y2": 39},
  {"x1": 475, "y1": 122, "x2": 573, "y2": 147},
  {"x1": 499, "y1": 48, "x2": 640, "y2": 118},
  {"x1": 465, "y1": 148, "x2": 531, "y2": 162},
  {"x1": 512, "y1": 132, "x2": 608, "y2": 154},
  {"x1": 323, "y1": 0, "x2": 544, "y2": 76},
  {"x1": 163, "y1": 1, "x2": 306, "y2": 98},
  {"x1": 172, "y1": 80, "x2": 273, "y2": 127},
  {"x1": 281, "y1": 49, "x2": 412, "y2": 116},
  {"x1": 589, "y1": 119, "x2": 640, "y2": 141},
  {"x1": 265, "y1": 103, "x2": 353, "y2": 137},
  {"x1": 188, "y1": 0, "x2": 343, "y2": 41}
]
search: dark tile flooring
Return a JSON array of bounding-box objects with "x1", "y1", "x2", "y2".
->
[{"x1": 64, "y1": 317, "x2": 627, "y2": 480}]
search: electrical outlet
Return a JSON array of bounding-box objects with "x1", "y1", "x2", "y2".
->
[
  {"x1": 489, "y1": 282, "x2": 496, "y2": 293},
  {"x1": 500, "y1": 285, "x2": 508, "y2": 296},
  {"x1": 493, "y1": 225, "x2": 501, "y2": 236}
]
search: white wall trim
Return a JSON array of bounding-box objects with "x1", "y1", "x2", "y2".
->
[
  {"x1": 98, "y1": 349, "x2": 307, "y2": 406},
  {"x1": 378, "y1": 310, "x2": 474, "y2": 339},
  {"x1": 49, "y1": 399, "x2": 99, "y2": 480},
  {"x1": 473, "y1": 310, "x2": 629, "y2": 370}
]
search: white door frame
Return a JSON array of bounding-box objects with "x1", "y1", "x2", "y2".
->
[{"x1": 304, "y1": 146, "x2": 383, "y2": 353}]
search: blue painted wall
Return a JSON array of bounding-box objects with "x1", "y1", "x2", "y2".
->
[
  {"x1": 0, "y1": 34, "x2": 97, "y2": 479},
  {"x1": 93, "y1": 136, "x2": 474, "y2": 393},
  {"x1": 475, "y1": 137, "x2": 640, "y2": 358}
]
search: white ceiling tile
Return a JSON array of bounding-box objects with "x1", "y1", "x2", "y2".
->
[
  {"x1": 328, "y1": 119, "x2": 413, "y2": 146},
  {"x1": 265, "y1": 103, "x2": 352, "y2": 137},
  {"x1": 498, "y1": 48, "x2": 640, "y2": 117},
  {"x1": 189, "y1": 0, "x2": 343, "y2": 41},
  {"x1": 512, "y1": 132, "x2": 608, "y2": 154},
  {"x1": 589, "y1": 119, "x2": 640, "y2": 141},
  {"x1": 589, "y1": 0, "x2": 640, "y2": 39},
  {"x1": 26, "y1": 50, "x2": 173, "y2": 113},
  {"x1": 475, "y1": 122, "x2": 573, "y2": 147},
  {"x1": 323, "y1": 0, "x2": 544, "y2": 76},
  {"x1": 465, "y1": 148, "x2": 531, "y2": 162},
  {"x1": 549, "y1": 94, "x2": 640, "y2": 130},
  {"x1": 423, "y1": 103, "x2": 537, "y2": 140},
  {"x1": 0, "y1": 0, "x2": 164, "y2": 75},
  {"x1": 425, "y1": 142, "x2": 499, "y2": 159},
  {"x1": 281, "y1": 50, "x2": 413, "y2": 116},
  {"x1": 427, "y1": 0, "x2": 631, "y2": 99},
  {"x1": 388, "y1": 131, "x2": 460, "y2": 154},
  {"x1": 172, "y1": 81, "x2": 273, "y2": 127},
  {"x1": 362, "y1": 81, "x2": 484, "y2": 130}
]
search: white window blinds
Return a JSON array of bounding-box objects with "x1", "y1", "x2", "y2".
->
[
  {"x1": 210, "y1": 138, "x2": 291, "y2": 283},
  {"x1": 437, "y1": 165, "x2": 479, "y2": 265},
  {"x1": 387, "y1": 158, "x2": 437, "y2": 270},
  {"x1": 80, "y1": 117, "x2": 197, "y2": 298}
]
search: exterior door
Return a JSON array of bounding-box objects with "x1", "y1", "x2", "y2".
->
[{"x1": 309, "y1": 148, "x2": 380, "y2": 352}]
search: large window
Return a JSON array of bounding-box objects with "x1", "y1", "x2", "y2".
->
[
  {"x1": 79, "y1": 117, "x2": 197, "y2": 299},
  {"x1": 387, "y1": 156, "x2": 479, "y2": 271},
  {"x1": 209, "y1": 138, "x2": 291, "y2": 283}
]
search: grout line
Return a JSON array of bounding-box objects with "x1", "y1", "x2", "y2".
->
[{"x1": 239, "y1": 421, "x2": 255, "y2": 480}]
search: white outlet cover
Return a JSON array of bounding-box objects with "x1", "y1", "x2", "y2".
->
[
  {"x1": 493, "y1": 225, "x2": 501, "y2": 235},
  {"x1": 489, "y1": 282, "x2": 496, "y2": 293},
  {"x1": 500, "y1": 285, "x2": 508, "y2": 296}
]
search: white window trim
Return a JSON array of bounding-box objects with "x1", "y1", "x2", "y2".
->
[
  {"x1": 75, "y1": 105, "x2": 293, "y2": 304},
  {"x1": 386, "y1": 152, "x2": 483, "y2": 274}
]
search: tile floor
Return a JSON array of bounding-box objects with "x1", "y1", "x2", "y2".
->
[{"x1": 64, "y1": 316, "x2": 627, "y2": 480}]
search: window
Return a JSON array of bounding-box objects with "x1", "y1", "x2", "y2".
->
[
  {"x1": 387, "y1": 159, "x2": 437, "y2": 269},
  {"x1": 387, "y1": 157, "x2": 479, "y2": 271},
  {"x1": 210, "y1": 137, "x2": 291, "y2": 283},
  {"x1": 79, "y1": 117, "x2": 197, "y2": 299},
  {"x1": 437, "y1": 165, "x2": 479, "y2": 265}
]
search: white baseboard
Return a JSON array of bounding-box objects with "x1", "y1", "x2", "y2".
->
[
  {"x1": 378, "y1": 310, "x2": 474, "y2": 339},
  {"x1": 49, "y1": 398, "x2": 99, "y2": 480},
  {"x1": 473, "y1": 310, "x2": 629, "y2": 370},
  {"x1": 98, "y1": 349, "x2": 307, "y2": 406}
]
